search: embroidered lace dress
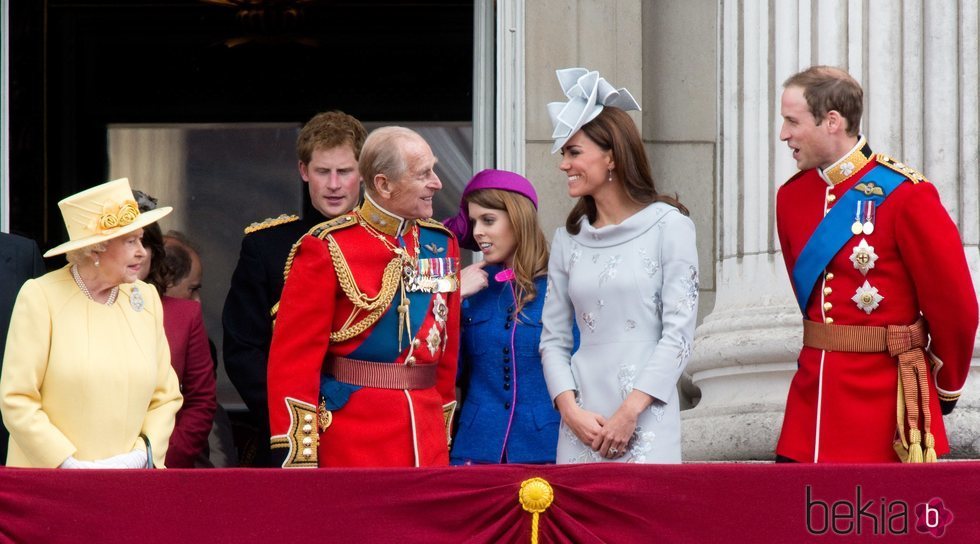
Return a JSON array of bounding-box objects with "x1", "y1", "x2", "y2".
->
[{"x1": 540, "y1": 202, "x2": 699, "y2": 464}]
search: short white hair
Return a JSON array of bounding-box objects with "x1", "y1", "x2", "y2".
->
[
  {"x1": 65, "y1": 242, "x2": 108, "y2": 265},
  {"x1": 358, "y1": 126, "x2": 423, "y2": 195}
]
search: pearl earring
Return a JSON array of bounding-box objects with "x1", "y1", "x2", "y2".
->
[
  {"x1": 608, "y1": 169, "x2": 613, "y2": 182},
  {"x1": 94, "y1": 258, "x2": 100, "y2": 267}
]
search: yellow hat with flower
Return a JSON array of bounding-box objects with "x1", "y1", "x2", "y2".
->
[{"x1": 43, "y1": 178, "x2": 172, "y2": 257}]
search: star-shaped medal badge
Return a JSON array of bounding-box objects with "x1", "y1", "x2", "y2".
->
[
  {"x1": 852, "y1": 280, "x2": 884, "y2": 314},
  {"x1": 426, "y1": 325, "x2": 442, "y2": 356},
  {"x1": 849, "y1": 239, "x2": 878, "y2": 276},
  {"x1": 432, "y1": 293, "x2": 448, "y2": 325}
]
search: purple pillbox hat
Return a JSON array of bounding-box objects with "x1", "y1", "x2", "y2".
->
[{"x1": 442, "y1": 169, "x2": 538, "y2": 251}]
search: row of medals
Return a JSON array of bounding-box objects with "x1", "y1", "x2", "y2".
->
[
  {"x1": 851, "y1": 199, "x2": 875, "y2": 235},
  {"x1": 397, "y1": 248, "x2": 456, "y2": 293}
]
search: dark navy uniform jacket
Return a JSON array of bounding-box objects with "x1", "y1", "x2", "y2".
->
[{"x1": 222, "y1": 215, "x2": 322, "y2": 466}]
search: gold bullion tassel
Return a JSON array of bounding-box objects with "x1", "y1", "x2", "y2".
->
[
  {"x1": 907, "y1": 428, "x2": 923, "y2": 463},
  {"x1": 915, "y1": 358, "x2": 937, "y2": 463},
  {"x1": 924, "y1": 432, "x2": 938, "y2": 463},
  {"x1": 397, "y1": 289, "x2": 410, "y2": 350},
  {"x1": 894, "y1": 348, "x2": 936, "y2": 463},
  {"x1": 519, "y1": 477, "x2": 554, "y2": 544}
]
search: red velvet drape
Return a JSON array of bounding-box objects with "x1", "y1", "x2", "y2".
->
[{"x1": 1, "y1": 463, "x2": 977, "y2": 543}]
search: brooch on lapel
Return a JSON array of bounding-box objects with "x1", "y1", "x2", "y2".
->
[{"x1": 130, "y1": 285, "x2": 145, "y2": 312}]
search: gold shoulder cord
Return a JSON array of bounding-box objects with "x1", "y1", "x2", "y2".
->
[
  {"x1": 272, "y1": 221, "x2": 344, "y2": 320},
  {"x1": 281, "y1": 218, "x2": 352, "y2": 289},
  {"x1": 327, "y1": 234, "x2": 402, "y2": 342}
]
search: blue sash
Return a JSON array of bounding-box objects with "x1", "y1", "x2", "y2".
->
[
  {"x1": 345, "y1": 226, "x2": 448, "y2": 361},
  {"x1": 321, "y1": 226, "x2": 453, "y2": 408},
  {"x1": 790, "y1": 165, "x2": 906, "y2": 313}
]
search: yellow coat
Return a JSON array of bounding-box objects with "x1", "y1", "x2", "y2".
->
[{"x1": 0, "y1": 266, "x2": 182, "y2": 468}]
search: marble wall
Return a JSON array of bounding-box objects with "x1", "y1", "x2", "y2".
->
[{"x1": 518, "y1": 0, "x2": 980, "y2": 460}]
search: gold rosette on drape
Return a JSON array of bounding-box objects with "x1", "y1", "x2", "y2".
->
[{"x1": 519, "y1": 478, "x2": 554, "y2": 544}]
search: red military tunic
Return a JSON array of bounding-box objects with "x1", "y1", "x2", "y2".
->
[
  {"x1": 267, "y1": 195, "x2": 460, "y2": 468},
  {"x1": 775, "y1": 137, "x2": 978, "y2": 462}
]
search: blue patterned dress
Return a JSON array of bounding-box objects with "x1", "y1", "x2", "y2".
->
[{"x1": 540, "y1": 202, "x2": 699, "y2": 464}]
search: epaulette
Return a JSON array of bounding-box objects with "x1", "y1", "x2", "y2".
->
[
  {"x1": 877, "y1": 154, "x2": 928, "y2": 184},
  {"x1": 417, "y1": 217, "x2": 453, "y2": 236},
  {"x1": 307, "y1": 214, "x2": 357, "y2": 240},
  {"x1": 243, "y1": 213, "x2": 299, "y2": 235}
]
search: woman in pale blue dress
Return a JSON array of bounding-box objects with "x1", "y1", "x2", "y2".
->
[{"x1": 540, "y1": 68, "x2": 699, "y2": 464}]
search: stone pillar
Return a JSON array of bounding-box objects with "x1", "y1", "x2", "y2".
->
[
  {"x1": 641, "y1": 0, "x2": 718, "y2": 343},
  {"x1": 683, "y1": 0, "x2": 980, "y2": 460}
]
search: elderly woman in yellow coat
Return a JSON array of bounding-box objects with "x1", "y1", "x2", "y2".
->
[{"x1": 0, "y1": 178, "x2": 182, "y2": 468}]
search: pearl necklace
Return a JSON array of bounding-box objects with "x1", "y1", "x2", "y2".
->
[{"x1": 71, "y1": 265, "x2": 119, "y2": 306}]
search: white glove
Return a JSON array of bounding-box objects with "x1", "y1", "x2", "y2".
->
[
  {"x1": 93, "y1": 449, "x2": 149, "y2": 469},
  {"x1": 59, "y1": 456, "x2": 102, "y2": 469}
]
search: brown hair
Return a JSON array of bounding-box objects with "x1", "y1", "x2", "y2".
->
[
  {"x1": 466, "y1": 188, "x2": 549, "y2": 315},
  {"x1": 142, "y1": 222, "x2": 173, "y2": 293},
  {"x1": 163, "y1": 237, "x2": 193, "y2": 286},
  {"x1": 783, "y1": 66, "x2": 863, "y2": 137},
  {"x1": 132, "y1": 189, "x2": 173, "y2": 293},
  {"x1": 565, "y1": 107, "x2": 689, "y2": 234},
  {"x1": 296, "y1": 110, "x2": 368, "y2": 164}
]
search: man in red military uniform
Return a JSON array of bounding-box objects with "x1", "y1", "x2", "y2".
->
[
  {"x1": 775, "y1": 66, "x2": 978, "y2": 463},
  {"x1": 267, "y1": 126, "x2": 460, "y2": 467}
]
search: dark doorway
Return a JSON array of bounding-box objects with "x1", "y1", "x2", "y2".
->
[
  {"x1": 7, "y1": 1, "x2": 476, "y2": 461},
  {"x1": 9, "y1": 0, "x2": 474, "y2": 248}
]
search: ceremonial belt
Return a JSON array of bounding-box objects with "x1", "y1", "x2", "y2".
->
[
  {"x1": 791, "y1": 165, "x2": 906, "y2": 313},
  {"x1": 326, "y1": 356, "x2": 437, "y2": 390},
  {"x1": 802, "y1": 318, "x2": 938, "y2": 463}
]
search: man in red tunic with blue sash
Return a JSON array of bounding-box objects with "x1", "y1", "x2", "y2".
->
[
  {"x1": 775, "y1": 66, "x2": 977, "y2": 463},
  {"x1": 267, "y1": 126, "x2": 460, "y2": 467}
]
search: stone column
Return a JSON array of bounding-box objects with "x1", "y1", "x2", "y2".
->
[{"x1": 683, "y1": 0, "x2": 980, "y2": 460}]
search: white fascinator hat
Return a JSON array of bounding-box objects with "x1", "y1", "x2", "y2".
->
[{"x1": 546, "y1": 67, "x2": 641, "y2": 153}]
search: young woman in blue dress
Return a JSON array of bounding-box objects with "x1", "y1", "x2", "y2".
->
[
  {"x1": 541, "y1": 68, "x2": 698, "y2": 464},
  {"x1": 444, "y1": 169, "x2": 559, "y2": 464}
]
